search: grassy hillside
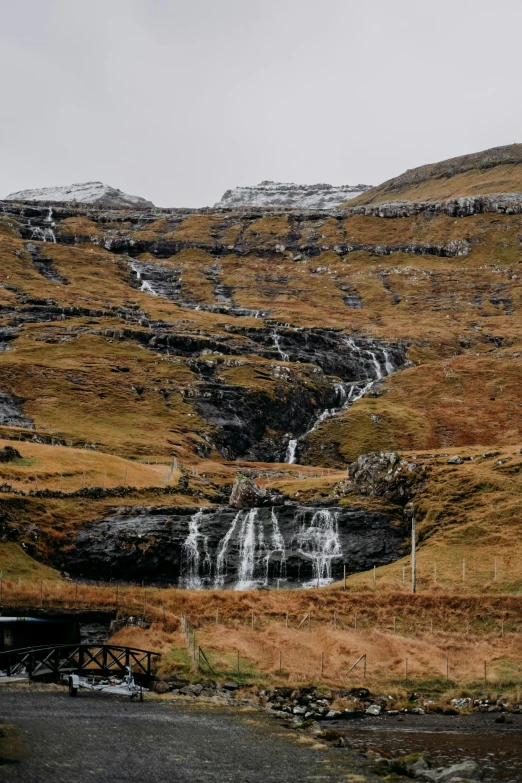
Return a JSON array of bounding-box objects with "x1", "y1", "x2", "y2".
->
[
  {"x1": 349, "y1": 143, "x2": 522, "y2": 204},
  {"x1": 0, "y1": 187, "x2": 522, "y2": 587}
]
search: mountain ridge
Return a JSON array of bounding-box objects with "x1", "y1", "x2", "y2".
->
[{"x1": 6, "y1": 181, "x2": 154, "y2": 209}]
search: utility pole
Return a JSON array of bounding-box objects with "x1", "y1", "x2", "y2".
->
[{"x1": 411, "y1": 505, "x2": 416, "y2": 594}]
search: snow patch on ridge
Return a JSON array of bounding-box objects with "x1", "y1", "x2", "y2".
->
[
  {"x1": 216, "y1": 181, "x2": 372, "y2": 209},
  {"x1": 6, "y1": 182, "x2": 154, "y2": 208}
]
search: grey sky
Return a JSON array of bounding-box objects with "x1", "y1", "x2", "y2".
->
[{"x1": 1, "y1": 0, "x2": 521, "y2": 207}]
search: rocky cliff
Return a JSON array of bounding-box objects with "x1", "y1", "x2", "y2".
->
[
  {"x1": 216, "y1": 181, "x2": 371, "y2": 209},
  {"x1": 64, "y1": 503, "x2": 406, "y2": 587}
]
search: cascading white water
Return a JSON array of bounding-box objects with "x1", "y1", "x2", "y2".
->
[
  {"x1": 235, "y1": 508, "x2": 260, "y2": 590},
  {"x1": 272, "y1": 330, "x2": 290, "y2": 362},
  {"x1": 214, "y1": 510, "x2": 242, "y2": 587},
  {"x1": 368, "y1": 350, "x2": 383, "y2": 380},
  {"x1": 296, "y1": 509, "x2": 343, "y2": 586},
  {"x1": 284, "y1": 339, "x2": 397, "y2": 462},
  {"x1": 382, "y1": 347, "x2": 394, "y2": 375},
  {"x1": 269, "y1": 508, "x2": 286, "y2": 580},
  {"x1": 286, "y1": 438, "x2": 297, "y2": 464},
  {"x1": 180, "y1": 510, "x2": 206, "y2": 588},
  {"x1": 213, "y1": 508, "x2": 288, "y2": 590}
]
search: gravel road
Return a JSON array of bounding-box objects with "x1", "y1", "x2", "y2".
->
[{"x1": 0, "y1": 690, "x2": 363, "y2": 783}]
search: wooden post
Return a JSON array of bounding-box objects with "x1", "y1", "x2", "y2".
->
[
  {"x1": 430, "y1": 618, "x2": 433, "y2": 634},
  {"x1": 216, "y1": 608, "x2": 219, "y2": 625},
  {"x1": 494, "y1": 557, "x2": 497, "y2": 582},
  {"x1": 466, "y1": 618, "x2": 469, "y2": 636},
  {"x1": 343, "y1": 564, "x2": 346, "y2": 591},
  {"x1": 393, "y1": 617, "x2": 396, "y2": 635},
  {"x1": 285, "y1": 611, "x2": 288, "y2": 628},
  {"x1": 411, "y1": 508, "x2": 416, "y2": 594}
]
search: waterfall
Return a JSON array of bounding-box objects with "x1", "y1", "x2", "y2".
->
[
  {"x1": 269, "y1": 508, "x2": 286, "y2": 580},
  {"x1": 235, "y1": 508, "x2": 259, "y2": 590},
  {"x1": 282, "y1": 338, "x2": 398, "y2": 462},
  {"x1": 296, "y1": 509, "x2": 343, "y2": 586},
  {"x1": 213, "y1": 508, "x2": 288, "y2": 590},
  {"x1": 285, "y1": 438, "x2": 297, "y2": 464},
  {"x1": 214, "y1": 510, "x2": 241, "y2": 588},
  {"x1": 368, "y1": 350, "x2": 383, "y2": 380},
  {"x1": 272, "y1": 330, "x2": 290, "y2": 362},
  {"x1": 180, "y1": 510, "x2": 206, "y2": 588},
  {"x1": 382, "y1": 347, "x2": 394, "y2": 375}
]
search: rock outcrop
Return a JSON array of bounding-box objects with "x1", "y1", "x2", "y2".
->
[
  {"x1": 229, "y1": 475, "x2": 283, "y2": 508},
  {"x1": 6, "y1": 182, "x2": 154, "y2": 208},
  {"x1": 347, "y1": 451, "x2": 428, "y2": 504},
  {"x1": 216, "y1": 181, "x2": 372, "y2": 209},
  {"x1": 63, "y1": 503, "x2": 406, "y2": 587}
]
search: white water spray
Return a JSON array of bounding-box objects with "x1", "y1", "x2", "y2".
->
[{"x1": 296, "y1": 509, "x2": 342, "y2": 586}]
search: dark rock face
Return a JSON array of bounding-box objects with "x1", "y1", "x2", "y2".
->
[
  {"x1": 63, "y1": 503, "x2": 406, "y2": 587},
  {"x1": 0, "y1": 390, "x2": 34, "y2": 429},
  {"x1": 347, "y1": 452, "x2": 428, "y2": 505},
  {"x1": 25, "y1": 242, "x2": 68, "y2": 284}
]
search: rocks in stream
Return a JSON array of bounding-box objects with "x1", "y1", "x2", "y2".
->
[{"x1": 62, "y1": 503, "x2": 406, "y2": 586}]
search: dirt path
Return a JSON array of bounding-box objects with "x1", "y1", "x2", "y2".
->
[{"x1": 0, "y1": 690, "x2": 371, "y2": 783}]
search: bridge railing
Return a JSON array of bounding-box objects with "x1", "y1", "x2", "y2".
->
[{"x1": 0, "y1": 644, "x2": 161, "y2": 681}]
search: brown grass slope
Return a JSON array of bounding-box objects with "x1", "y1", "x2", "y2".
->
[{"x1": 350, "y1": 143, "x2": 522, "y2": 205}]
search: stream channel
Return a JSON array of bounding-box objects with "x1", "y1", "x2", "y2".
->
[{"x1": 334, "y1": 713, "x2": 522, "y2": 782}]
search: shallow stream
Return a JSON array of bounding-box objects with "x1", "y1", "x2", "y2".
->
[{"x1": 342, "y1": 714, "x2": 522, "y2": 782}]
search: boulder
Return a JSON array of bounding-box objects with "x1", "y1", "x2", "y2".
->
[
  {"x1": 448, "y1": 455, "x2": 464, "y2": 464},
  {"x1": 229, "y1": 474, "x2": 283, "y2": 508},
  {"x1": 153, "y1": 681, "x2": 170, "y2": 694},
  {"x1": 347, "y1": 452, "x2": 427, "y2": 504},
  {"x1": 418, "y1": 759, "x2": 483, "y2": 782},
  {"x1": 365, "y1": 704, "x2": 381, "y2": 715}
]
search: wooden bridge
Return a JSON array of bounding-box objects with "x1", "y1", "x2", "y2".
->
[{"x1": 0, "y1": 644, "x2": 160, "y2": 683}]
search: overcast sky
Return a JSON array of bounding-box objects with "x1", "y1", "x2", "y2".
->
[{"x1": 1, "y1": 0, "x2": 521, "y2": 207}]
